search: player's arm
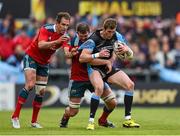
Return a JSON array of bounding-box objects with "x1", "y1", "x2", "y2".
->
[
  {"x1": 63, "y1": 35, "x2": 79, "y2": 58},
  {"x1": 37, "y1": 27, "x2": 69, "y2": 50},
  {"x1": 109, "y1": 52, "x2": 117, "y2": 63},
  {"x1": 38, "y1": 36, "x2": 69, "y2": 50},
  {"x1": 79, "y1": 39, "x2": 110, "y2": 63},
  {"x1": 79, "y1": 48, "x2": 110, "y2": 63},
  {"x1": 38, "y1": 40, "x2": 60, "y2": 50},
  {"x1": 63, "y1": 46, "x2": 78, "y2": 58}
]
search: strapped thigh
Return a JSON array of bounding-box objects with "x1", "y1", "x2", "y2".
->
[
  {"x1": 35, "y1": 81, "x2": 47, "y2": 94},
  {"x1": 101, "y1": 91, "x2": 116, "y2": 102},
  {"x1": 69, "y1": 101, "x2": 80, "y2": 109}
]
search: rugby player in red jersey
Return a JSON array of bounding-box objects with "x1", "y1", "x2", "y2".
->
[
  {"x1": 11, "y1": 12, "x2": 72, "y2": 129},
  {"x1": 60, "y1": 22, "x2": 117, "y2": 129}
]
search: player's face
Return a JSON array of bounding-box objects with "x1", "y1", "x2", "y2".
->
[
  {"x1": 103, "y1": 28, "x2": 116, "y2": 40},
  {"x1": 56, "y1": 17, "x2": 70, "y2": 34},
  {"x1": 78, "y1": 32, "x2": 89, "y2": 42}
]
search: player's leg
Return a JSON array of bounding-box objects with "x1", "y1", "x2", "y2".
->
[
  {"x1": 107, "y1": 70, "x2": 140, "y2": 128},
  {"x1": 99, "y1": 83, "x2": 117, "y2": 128},
  {"x1": 87, "y1": 70, "x2": 104, "y2": 130},
  {"x1": 31, "y1": 64, "x2": 49, "y2": 128},
  {"x1": 11, "y1": 55, "x2": 37, "y2": 129},
  {"x1": 60, "y1": 97, "x2": 81, "y2": 128},
  {"x1": 60, "y1": 80, "x2": 85, "y2": 128}
]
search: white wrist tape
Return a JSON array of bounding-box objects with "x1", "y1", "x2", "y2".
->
[{"x1": 92, "y1": 53, "x2": 100, "y2": 59}]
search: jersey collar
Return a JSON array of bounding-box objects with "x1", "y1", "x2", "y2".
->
[{"x1": 53, "y1": 24, "x2": 56, "y2": 32}]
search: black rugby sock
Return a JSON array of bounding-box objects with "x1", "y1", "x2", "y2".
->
[
  {"x1": 90, "y1": 94, "x2": 100, "y2": 119},
  {"x1": 124, "y1": 91, "x2": 133, "y2": 117}
]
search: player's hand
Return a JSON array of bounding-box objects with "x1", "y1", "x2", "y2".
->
[
  {"x1": 117, "y1": 45, "x2": 129, "y2": 55},
  {"x1": 99, "y1": 49, "x2": 110, "y2": 58},
  {"x1": 56, "y1": 35, "x2": 70, "y2": 44},
  {"x1": 105, "y1": 60, "x2": 112, "y2": 74},
  {"x1": 71, "y1": 46, "x2": 79, "y2": 56},
  {"x1": 50, "y1": 45, "x2": 58, "y2": 50}
]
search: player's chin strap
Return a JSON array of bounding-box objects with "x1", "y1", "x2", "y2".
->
[
  {"x1": 35, "y1": 81, "x2": 47, "y2": 95},
  {"x1": 101, "y1": 92, "x2": 116, "y2": 102},
  {"x1": 69, "y1": 101, "x2": 80, "y2": 109}
]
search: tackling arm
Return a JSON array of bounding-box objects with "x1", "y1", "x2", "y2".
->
[
  {"x1": 38, "y1": 35, "x2": 70, "y2": 50},
  {"x1": 38, "y1": 40, "x2": 60, "y2": 50},
  {"x1": 79, "y1": 49, "x2": 94, "y2": 63}
]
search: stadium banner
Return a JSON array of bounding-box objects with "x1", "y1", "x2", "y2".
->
[
  {"x1": 45, "y1": 0, "x2": 179, "y2": 18},
  {"x1": 0, "y1": 0, "x2": 179, "y2": 19},
  {"x1": 0, "y1": 83, "x2": 15, "y2": 111},
  {"x1": 15, "y1": 82, "x2": 180, "y2": 107}
]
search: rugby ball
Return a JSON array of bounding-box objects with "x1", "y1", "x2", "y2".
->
[{"x1": 113, "y1": 41, "x2": 127, "y2": 60}]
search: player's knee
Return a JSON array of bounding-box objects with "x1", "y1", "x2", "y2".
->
[
  {"x1": 95, "y1": 86, "x2": 104, "y2": 96},
  {"x1": 111, "y1": 98, "x2": 117, "y2": 107},
  {"x1": 108, "y1": 98, "x2": 117, "y2": 109},
  {"x1": 69, "y1": 109, "x2": 79, "y2": 117},
  {"x1": 126, "y1": 80, "x2": 134, "y2": 91},
  {"x1": 26, "y1": 81, "x2": 36, "y2": 91},
  {"x1": 35, "y1": 81, "x2": 47, "y2": 96},
  {"x1": 39, "y1": 90, "x2": 45, "y2": 96}
]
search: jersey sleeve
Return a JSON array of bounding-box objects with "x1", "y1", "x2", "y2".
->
[
  {"x1": 115, "y1": 31, "x2": 129, "y2": 46},
  {"x1": 71, "y1": 34, "x2": 79, "y2": 47},
  {"x1": 78, "y1": 39, "x2": 95, "y2": 51},
  {"x1": 38, "y1": 27, "x2": 49, "y2": 41}
]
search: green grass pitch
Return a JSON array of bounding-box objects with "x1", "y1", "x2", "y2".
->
[{"x1": 0, "y1": 107, "x2": 180, "y2": 135}]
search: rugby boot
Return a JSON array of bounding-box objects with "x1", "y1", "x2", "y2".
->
[
  {"x1": 122, "y1": 119, "x2": 140, "y2": 128},
  {"x1": 86, "y1": 121, "x2": 95, "y2": 130},
  {"x1": 98, "y1": 119, "x2": 115, "y2": 128}
]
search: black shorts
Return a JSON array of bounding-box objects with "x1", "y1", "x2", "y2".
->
[{"x1": 91, "y1": 66, "x2": 119, "y2": 81}]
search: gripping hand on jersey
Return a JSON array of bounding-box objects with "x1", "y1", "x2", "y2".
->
[
  {"x1": 105, "y1": 60, "x2": 112, "y2": 74},
  {"x1": 51, "y1": 35, "x2": 70, "y2": 50},
  {"x1": 70, "y1": 46, "x2": 79, "y2": 56},
  {"x1": 99, "y1": 49, "x2": 110, "y2": 58},
  {"x1": 57, "y1": 35, "x2": 70, "y2": 44}
]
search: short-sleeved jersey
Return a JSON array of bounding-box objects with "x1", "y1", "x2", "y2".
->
[
  {"x1": 26, "y1": 24, "x2": 69, "y2": 65},
  {"x1": 79, "y1": 29, "x2": 128, "y2": 70},
  {"x1": 70, "y1": 34, "x2": 89, "y2": 81}
]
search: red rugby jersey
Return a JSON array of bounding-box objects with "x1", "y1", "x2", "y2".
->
[
  {"x1": 70, "y1": 34, "x2": 89, "y2": 81},
  {"x1": 26, "y1": 24, "x2": 69, "y2": 65}
]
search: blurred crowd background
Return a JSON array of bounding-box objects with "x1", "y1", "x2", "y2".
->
[{"x1": 0, "y1": 0, "x2": 180, "y2": 83}]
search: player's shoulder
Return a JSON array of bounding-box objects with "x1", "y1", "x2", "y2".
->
[
  {"x1": 115, "y1": 31, "x2": 127, "y2": 43},
  {"x1": 71, "y1": 33, "x2": 79, "y2": 46},
  {"x1": 115, "y1": 31, "x2": 123, "y2": 39},
  {"x1": 42, "y1": 24, "x2": 55, "y2": 32},
  {"x1": 89, "y1": 29, "x2": 101, "y2": 41}
]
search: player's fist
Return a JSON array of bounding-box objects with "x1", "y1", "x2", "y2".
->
[
  {"x1": 71, "y1": 46, "x2": 79, "y2": 56},
  {"x1": 57, "y1": 35, "x2": 70, "y2": 44},
  {"x1": 99, "y1": 49, "x2": 110, "y2": 58}
]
